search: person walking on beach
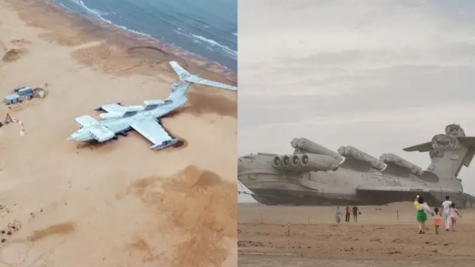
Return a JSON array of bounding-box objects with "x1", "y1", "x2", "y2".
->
[
  {"x1": 352, "y1": 206, "x2": 360, "y2": 222},
  {"x1": 449, "y1": 203, "x2": 462, "y2": 232},
  {"x1": 414, "y1": 195, "x2": 434, "y2": 234},
  {"x1": 335, "y1": 207, "x2": 342, "y2": 224},
  {"x1": 442, "y1": 196, "x2": 452, "y2": 231},
  {"x1": 433, "y1": 207, "x2": 441, "y2": 234},
  {"x1": 345, "y1": 206, "x2": 351, "y2": 222}
]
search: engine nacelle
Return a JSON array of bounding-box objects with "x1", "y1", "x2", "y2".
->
[
  {"x1": 290, "y1": 137, "x2": 343, "y2": 162},
  {"x1": 338, "y1": 145, "x2": 386, "y2": 170},
  {"x1": 272, "y1": 154, "x2": 340, "y2": 172},
  {"x1": 100, "y1": 112, "x2": 123, "y2": 120},
  {"x1": 380, "y1": 153, "x2": 423, "y2": 175}
]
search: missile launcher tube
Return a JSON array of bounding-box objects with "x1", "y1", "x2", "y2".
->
[
  {"x1": 272, "y1": 154, "x2": 340, "y2": 172},
  {"x1": 380, "y1": 153, "x2": 423, "y2": 175},
  {"x1": 290, "y1": 138, "x2": 343, "y2": 162},
  {"x1": 337, "y1": 146, "x2": 386, "y2": 170}
]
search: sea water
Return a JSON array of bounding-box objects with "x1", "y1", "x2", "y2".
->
[{"x1": 50, "y1": 0, "x2": 237, "y2": 72}]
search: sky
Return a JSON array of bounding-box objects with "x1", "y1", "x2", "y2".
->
[{"x1": 238, "y1": 0, "x2": 475, "y2": 202}]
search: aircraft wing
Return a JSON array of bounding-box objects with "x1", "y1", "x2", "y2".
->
[
  {"x1": 75, "y1": 115, "x2": 99, "y2": 128},
  {"x1": 89, "y1": 125, "x2": 116, "y2": 142},
  {"x1": 403, "y1": 142, "x2": 433, "y2": 152},
  {"x1": 95, "y1": 103, "x2": 127, "y2": 114},
  {"x1": 130, "y1": 118, "x2": 178, "y2": 150}
]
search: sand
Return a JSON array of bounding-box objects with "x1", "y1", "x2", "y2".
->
[
  {"x1": 239, "y1": 203, "x2": 475, "y2": 266},
  {"x1": 0, "y1": 0, "x2": 237, "y2": 266}
]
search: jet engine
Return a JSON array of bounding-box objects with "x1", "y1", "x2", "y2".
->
[
  {"x1": 100, "y1": 112, "x2": 124, "y2": 120},
  {"x1": 380, "y1": 153, "x2": 423, "y2": 175},
  {"x1": 272, "y1": 154, "x2": 340, "y2": 172}
]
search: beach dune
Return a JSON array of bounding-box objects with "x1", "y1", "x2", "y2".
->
[{"x1": 0, "y1": 0, "x2": 237, "y2": 266}]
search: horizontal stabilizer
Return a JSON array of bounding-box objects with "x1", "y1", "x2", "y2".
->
[
  {"x1": 169, "y1": 61, "x2": 237, "y2": 91},
  {"x1": 144, "y1": 99, "x2": 165, "y2": 106},
  {"x1": 185, "y1": 76, "x2": 237, "y2": 91},
  {"x1": 169, "y1": 61, "x2": 190, "y2": 79},
  {"x1": 403, "y1": 142, "x2": 433, "y2": 152},
  {"x1": 457, "y1": 136, "x2": 475, "y2": 147}
]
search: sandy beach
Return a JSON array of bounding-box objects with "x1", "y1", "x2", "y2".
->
[
  {"x1": 239, "y1": 203, "x2": 475, "y2": 266},
  {"x1": 0, "y1": 0, "x2": 237, "y2": 266}
]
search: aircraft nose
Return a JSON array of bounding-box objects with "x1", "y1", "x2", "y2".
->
[
  {"x1": 68, "y1": 132, "x2": 82, "y2": 141},
  {"x1": 67, "y1": 133, "x2": 76, "y2": 141}
]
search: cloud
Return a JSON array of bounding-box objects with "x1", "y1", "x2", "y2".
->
[{"x1": 238, "y1": 0, "x2": 475, "y2": 202}]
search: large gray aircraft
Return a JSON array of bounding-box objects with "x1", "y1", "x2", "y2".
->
[
  {"x1": 238, "y1": 124, "x2": 475, "y2": 208},
  {"x1": 68, "y1": 61, "x2": 237, "y2": 150}
]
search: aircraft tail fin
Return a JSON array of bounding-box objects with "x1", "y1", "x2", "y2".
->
[
  {"x1": 169, "y1": 61, "x2": 237, "y2": 91},
  {"x1": 404, "y1": 125, "x2": 475, "y2": 180}
]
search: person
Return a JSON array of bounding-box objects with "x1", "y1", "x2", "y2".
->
[
  {"x1": 441, "y1": 196, "x2": 452, "y2": 231},
  {"x1": 345, "y1": 206, "x2": 351, "y2": 222},
  {"x1": 449, "y1": 203, "x2": 462, "y2": 232},
  {"x1": 433, "y1": 207, "x2": 441, "y2": 234},
  {"x1": 352, "y1": 206, "x2": 360, "y2": 222},
  {"x1": 414, "y1": 195, "x2": 434, "y2": 234},
  {"x1": 335, "y1": 207, "x2": 342, "y2": 224}
]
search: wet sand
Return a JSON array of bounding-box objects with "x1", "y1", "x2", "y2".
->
[
  {"x1": 239, "y1": 203, "x2": 475, "y2": 266},
  {"x1": 0, "y1": 0, "x2": 237, "y2": 266}
]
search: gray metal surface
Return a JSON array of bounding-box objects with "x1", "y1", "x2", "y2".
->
[
  {"x1": 68, "y1": 61, "x2": 237, "y2": 150},
  {"x1": 238, "y1": 124, "x2": 475, "y2": 208}
]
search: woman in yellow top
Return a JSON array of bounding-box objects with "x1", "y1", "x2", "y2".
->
[{"x1": 414, "y1": 195, "x2": 434, "y2": 234}]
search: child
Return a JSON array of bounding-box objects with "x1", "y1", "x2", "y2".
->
[
  {"x1": 433, "y1": 207, "x2": 441, "y2": 234},
  {"x1": 335, "y1": 207, "x2": 342, "y2": 224},
  {"x1": 450, "y1": 203, "x2": 462, "y2": 231}
]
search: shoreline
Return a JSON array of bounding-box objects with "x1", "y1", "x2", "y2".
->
[
  {"x1": 6, "y1": 0, "x2": 237, "y2": 85},
  {"x1": 52, "y1": 0, "x2": 237, "y2": 75}
]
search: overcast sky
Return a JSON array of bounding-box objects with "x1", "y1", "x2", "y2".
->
[{"x1": 238, "y1": 0, "x2": 475, "y2": 202}]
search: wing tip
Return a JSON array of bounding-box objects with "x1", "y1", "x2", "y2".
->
[{"x1": 150, "y1": 139, "x2": 178, "y2": 150}]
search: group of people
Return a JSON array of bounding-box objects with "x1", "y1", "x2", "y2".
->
[
  {"x1": 414, "y1": 195, "x2": 461, "y2": 234},
  {"x1": 335, "y1": 206, "x2": 361, "y2": 224},
  {"x1": 333, "y1": 195, "x2": 462, "y2": 234}
]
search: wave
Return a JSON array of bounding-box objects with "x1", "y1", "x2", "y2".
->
[
  {"x1": 56, "y1": 0, "x2": 237, "y2": 71},
  {"x1": 78, "y1": 0, "x2": 110, "y2": 17},
  {"x1": 66, "y1": 0, "x2": 151, "y2": 38},
  {"x1": 174, "y1": 28, "x2": 237, "y2": 60}
]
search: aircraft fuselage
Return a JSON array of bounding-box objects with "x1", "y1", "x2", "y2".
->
[
  {"x1": 69, "y1": 82, "x2": 191, "y2": 143},
  {"x1": 238, "y1": 154, "x2": 473, "y2": 207}
]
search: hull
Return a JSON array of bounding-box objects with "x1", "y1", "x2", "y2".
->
[
  {"x1": 239, "y1": 125, "x2": 475, "y2": 208},
  {"x1": 246, "y1": 188, "x2": 475, "y2": 208},
  {"x1": 238, "y1": 155, "x2": 475, "y2": 208}
]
